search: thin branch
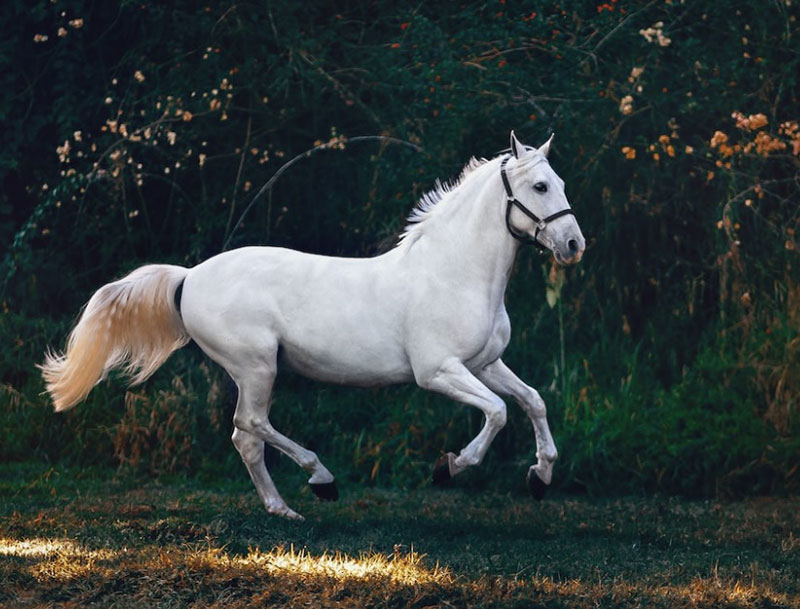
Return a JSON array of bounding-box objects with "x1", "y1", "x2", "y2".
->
[
  {"x1": 222, "y1": 114, "x2": 253, "y2": 248},
  {"x1": 221, "y1": 135, "x2": 422, "y2": 252},
  {"x1": 589, "y1": 0, "x2": 660, "y2": 55}
]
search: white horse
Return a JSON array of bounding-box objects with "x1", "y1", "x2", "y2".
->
[{"x1": 41, "y1": 132, "x2": 585, "y2": 520}]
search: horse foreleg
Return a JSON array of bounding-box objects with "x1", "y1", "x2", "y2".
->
[
  {"x1": 417, "y1": 358, "x2": 507, "y2": 482},
  {"x1": 477, "y1": 358, "x2": 557, "y2": 498}
]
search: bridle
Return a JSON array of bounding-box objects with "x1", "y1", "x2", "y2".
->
[{"x1": 500, "y1": 155, "x2": 575, "y2": 250}]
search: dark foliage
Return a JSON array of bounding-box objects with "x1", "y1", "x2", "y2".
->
[{"x1": 1, "y1": 0, "x2": 798, "y2": 496}]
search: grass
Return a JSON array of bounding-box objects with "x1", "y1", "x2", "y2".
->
[{"x1": 1, "y1": 462, "x2": 799, "y2": 608}]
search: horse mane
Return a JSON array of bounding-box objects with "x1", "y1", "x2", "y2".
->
[{"x1": 399, "y1": 156, "x2": 489, "y2": 244}]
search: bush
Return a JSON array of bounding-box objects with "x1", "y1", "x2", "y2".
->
[{"x1": 1, "y1": 0, "x2": 797, "y2": 496}]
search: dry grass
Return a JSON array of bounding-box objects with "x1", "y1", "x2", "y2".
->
[{"x1": 1, "y1": 465, "x2": 798, "y2": 608}]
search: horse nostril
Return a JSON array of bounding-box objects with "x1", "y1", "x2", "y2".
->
[{"x1": 567, "y1": 239, "x2": 580, "y2": 254}]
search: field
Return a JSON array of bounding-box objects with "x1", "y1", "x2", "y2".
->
[{"x1": 2, "y1": 462, "x2": 798, "y2": 608}]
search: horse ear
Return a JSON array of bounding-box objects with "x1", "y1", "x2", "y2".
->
[
  {"x1": 510, "y1": 130, "x2": 526, "y2": 159},
  {"x1": 538, "y1": 133, "x2": 555, "y2": 158}
]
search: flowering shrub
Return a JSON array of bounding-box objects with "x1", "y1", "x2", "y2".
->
[{"x1": 1, "y1": 0, "x2": 798, "y2": 494}]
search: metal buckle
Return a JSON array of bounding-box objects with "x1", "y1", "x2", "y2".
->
[{"x1": 536, "y1": 219, "x2": 547, "y2": 231}]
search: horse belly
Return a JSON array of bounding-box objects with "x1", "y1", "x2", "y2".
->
[
  {"x1": 275, "y1": 264, "x2": 413, "y2": 386},
  {"x1": 280, "y1": 323, "x2": 413, "y2": 386}
]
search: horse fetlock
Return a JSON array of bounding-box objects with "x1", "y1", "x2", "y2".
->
[
  {"x1": 529, "y1": 463, "x2": 553, "y2": 486},
  {"x1": 295, "y1": 450, "x2": 334, "y2": 482},
  {"x1": 308, "y1": 469, "x2": 335, "y2": 485},
  {"x1": 454, "y1": 451, "x2": 481, "y2": 470},
  {"x1": 537, "y1": 448, "x2": 558, "y2": 464},
  {"x1": 267, "y1": 503, "x2": 304, "y2": 520}
]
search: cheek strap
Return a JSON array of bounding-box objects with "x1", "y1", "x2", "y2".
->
[{"x1": 500, "y1": 156, "x2": 575, "y2": 249}]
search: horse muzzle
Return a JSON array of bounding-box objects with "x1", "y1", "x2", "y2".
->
[{"x1": 552, "y1": 233, "x2": 585, "y2": 266}]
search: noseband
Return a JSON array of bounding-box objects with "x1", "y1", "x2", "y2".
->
[{"x1": 500, "y1": 156, "x2": 575, "y2": 250}]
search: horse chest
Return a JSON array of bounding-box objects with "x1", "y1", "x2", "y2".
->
[
  {"x1": 465, "y1": 306, "x2": 511, "y2": 370},
  {"x1": 409, "y1": 288, "x2": 510, "y2": 370}
]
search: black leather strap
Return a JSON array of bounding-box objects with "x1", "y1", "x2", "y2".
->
[{"x1": 500, "y1": 156, "x2": 575, "y2": 248}]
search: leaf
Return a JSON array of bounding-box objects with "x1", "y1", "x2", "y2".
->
[
  {"x1": 546, "y1": 285, "x2": 558, "y2": 308},
  {"x1": 545, "y1": 264, "x2": 565, "y2": 308}
]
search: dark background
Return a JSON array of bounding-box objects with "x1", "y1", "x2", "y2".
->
[{"x1": 1, "y1": 0, "x2": 797, "y2": 497}]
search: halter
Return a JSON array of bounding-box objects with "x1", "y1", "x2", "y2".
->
[{"x1": 500, "y1": 155, "x2": 575, "y2": 250}]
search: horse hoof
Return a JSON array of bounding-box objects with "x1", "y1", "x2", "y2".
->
[
  {"x1": 310, "y1": 481, "x2": 339, "y2": 501},
  {"x1": 433, "y1": 453, "x2": 456, "y2": 485},
  {"x1": 526, "y1": 469, "x2": 548, "y2": 500}
]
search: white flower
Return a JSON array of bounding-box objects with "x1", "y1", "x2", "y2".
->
[{"x1": 640, "y1": 22, "x2": 671, "y2": 47}]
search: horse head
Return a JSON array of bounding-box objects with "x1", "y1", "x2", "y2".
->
[{"x1": 504, "y1": 131, "x2": 585, "y2": 265}]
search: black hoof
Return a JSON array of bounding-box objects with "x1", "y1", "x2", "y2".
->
[
  {"x1": 526, "y1": 470, "x2": 548, "y2": 500},
  {"x1": 432, "y1": 453, "x2": 455, "y2": 485},
  {"x1": 310, "y1": 481, "x2": 339, "y2": 501}
]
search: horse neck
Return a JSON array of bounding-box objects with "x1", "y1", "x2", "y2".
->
[{"x1": 406, "y1": 158, "x2": 519, "y2": 295}]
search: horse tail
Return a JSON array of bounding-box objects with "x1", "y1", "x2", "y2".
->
[{"x1": 40, "y1": 264, "x2": 191, "y2": 412}]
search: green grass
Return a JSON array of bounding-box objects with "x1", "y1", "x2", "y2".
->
[{"x1": 1, "y1": 461, "x2": 798, "y2": 608}]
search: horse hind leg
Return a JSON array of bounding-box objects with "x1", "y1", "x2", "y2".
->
[
  {"x1": 262, "y1": 427, "x2": 339, "y2": 501},
  {"x1": 232, "y1": 366, "x2": 338, "y2": 518},
  {"x1": 231, "y1": 428, "x2": 304, "y2": 520}
]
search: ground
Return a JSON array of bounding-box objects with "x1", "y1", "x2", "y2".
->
[{"x1": 1, "y1": 462, "x2": 798, "y2": 608}]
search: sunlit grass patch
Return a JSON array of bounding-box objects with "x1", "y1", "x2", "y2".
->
[
  {"x1": 1, "y1": 469, "x2": 798, "y2": 608},
  {"x1": 237, "y1": 545, "x2": 451, "y2": 585},
  {"x1": 0, "y1": 537, "x2": 78, "y2": 558},
  {"x1": 3, "y1": 538, "x2": 458, "y2": 607},
  {"x1": 0, "y1": 536, "x2": 118, "y2": 581},
  {"x1": 0, "y1": 537, "x2": 118, "y2": 564},
  {"x1": 2, "y1": 532, "x2": 796, "y2": 608}
]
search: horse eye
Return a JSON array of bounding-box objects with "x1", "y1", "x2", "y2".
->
[{"x1": 534, "y1": 182, "x2": 548, "y2": 193}]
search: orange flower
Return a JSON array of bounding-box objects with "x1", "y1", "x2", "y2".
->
[
  {"x1": 710, "y1": 131, "x2": 728, "y2": 148},
  {"x1": 732, "y1": 111, "x2": 768, "y2": 131}
]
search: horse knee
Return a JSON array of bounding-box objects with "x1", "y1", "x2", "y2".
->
[
  {"x1": 487, "y1": 400, "x2": 507, "y2": 429},
  {"x1": 526, "y1": 389, "x2": 547, "y2": 418}
]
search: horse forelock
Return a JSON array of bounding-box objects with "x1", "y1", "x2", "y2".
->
[{"x1": 513, "y1": 150, "x2": 550, "y2": 171}]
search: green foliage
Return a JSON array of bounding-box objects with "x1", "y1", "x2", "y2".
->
[{"x1": 1, "y1": 0, "x2": 798, "y2": 497}]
